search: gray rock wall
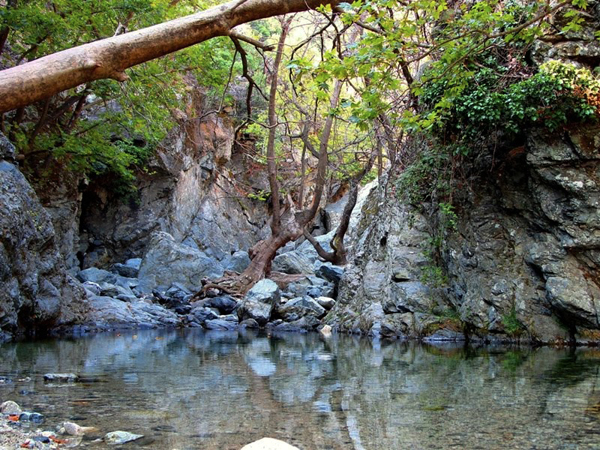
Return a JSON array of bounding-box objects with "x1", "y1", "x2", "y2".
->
[
  {"x1": 328, "y1": 126, "x2": 600, "y2": 344},
  {"x1": 78, "y1": 115, "x2": 269, "y2": 265},
  {"x1": 0, "y1": 136, "x2": 88, "y2": 340}
]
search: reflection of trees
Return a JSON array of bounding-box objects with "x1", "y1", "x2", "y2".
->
[{"x1": 1, "y1": 332, "x2": 600, "y2": 449}]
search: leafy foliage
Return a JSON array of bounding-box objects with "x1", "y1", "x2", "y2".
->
[
  {"x1": 1, "y1": 0, "x2": 242, "y2": 192},
  {"x1": 421, "y1": 60, "x2": 600, "y2": 154}
]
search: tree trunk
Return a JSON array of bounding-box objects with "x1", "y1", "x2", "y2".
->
[
  {"x1": 234, "y1": 77, "x2": 343, "y2": 294},
  {"x1": 305, "y1": 148, "x2": 377, "y2": 265},
  {"x1": 266, "y1": 18, "x2": 291, "y2": 236},
  {"x1": 0, "y1": 0, "x2": 339, "y2": 114}
]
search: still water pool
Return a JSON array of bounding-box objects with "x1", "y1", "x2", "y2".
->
[{"x1": 1, "y1": 329, "x2": 600, "y2": 449}]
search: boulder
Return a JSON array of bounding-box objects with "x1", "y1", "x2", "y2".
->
[
  {"x1": 205, "y1": 319, "x2": 238, "y2": 330},
  {"x1": 77, "y1": 268, "x2": 117, "y2": 284},
  {"x1": 112, "y1": 263, "x2": 139, "y2": 279},
  {"x1": 190, "y1": 307, "x2": 219, "y2": 325},
  {"x1": 137, "y1": 232, "x2": 224, "y2": 293},
  {"x1": 277, "y1": 296, "x2": 326, "y2": 322},
  {"x1": 88, "y1": 296, "x2": 179, "y2": 328},
  {"x1": 222, "y1": 251, "x2": 251, "y2": 273},
  {"x1": 319, "y1": 324, "x2": 333, "y2": 338},
  {"x1": 43, "y1": 373, "x2": 78, "y2": 383},
  {"x1": 240, "y1": 318, "x2": 260, "y2": 329},
  {"x1": 197, "y1": 295, "x2": 238, "y2": 315},
  {"x1": 272, "y1": 251, "x2": 314, "y2": 275},
  {"x1": 237, "y1": 279, "x2": 280, "y2": 325},
  {"x1": 316, "y1": 297, "x2": 336, "y2": 310}
]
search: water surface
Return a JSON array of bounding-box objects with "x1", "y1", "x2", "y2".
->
[{"x1": 1, "y1": 330, "x2": 600, "y2": 449}]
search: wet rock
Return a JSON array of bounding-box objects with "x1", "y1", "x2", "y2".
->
[
  {"x1": 277, "y1": 297, "x2": 326, "y2": 322},
  {"x1": 423, "y1": 328, "x2": 466, "y2": 342},
  {"x1": 222, "y1": 251, "x2": 251, "y2": 273},
  {"x1": 197, "y1": 295, "x2": 238, "y2": 315},
  {"x1": 43, "y1": 373, "x2": 78, "y2": 383},
  {"x1": 137, "y1": 232, "x2": 224, "y2": 293},
  {"x1": 316, "y1": 263, "x2": 344, "y2": 284},
  {"x1": 205, "y1": 319, "x2": 238, "y2": 331},
  {"x1": 0, "y1": 401, "x2": 21, "y2": 414},
  {"x1": 273, "y1": 315, "x2": 320, "y2": 332},
  {"x1": 104, "y1": 431, "x2": 144, "y2": 445},
  {"x1": 190, "y1": 307, "x2": 219, "y2": 325},
  {"x1": 241, "y1": 437, "x2": 300, "y2": 450},
  {"x1": 237, "y1": 279, "x2": 280, "y2": 325},
  {"x1": 77, "y1": 268, "x2": 116, "y2": 284},
  {"x1": 88, "y1": 296, "x2": 179, "y2": 328},
  {"x1": 18, "y1": 412, "x2": 44, "y2": 424},
  {"x1": 60, "y1": 421, "x2": 98, "y2": 436},
  {"x1": 240, "y1": 318, "x2": 260, "y2": 329}
]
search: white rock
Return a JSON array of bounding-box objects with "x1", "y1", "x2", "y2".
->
[
  {"x1": 104, "y1": 431, "x2": 144, "y2": 445},
  {"x1": 319, "y1": 324, "x2": 333, "y2": 338},
  {"x1": 241, "y1": 438, "x2": 300, "y2": 450},
  {"x1": 0, "y1": 400, "x2": 21, "y2": 414}
]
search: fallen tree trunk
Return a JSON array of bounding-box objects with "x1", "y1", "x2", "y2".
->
[{"x1": 0, "y1": 0, "x2": 338, "y2": 114}]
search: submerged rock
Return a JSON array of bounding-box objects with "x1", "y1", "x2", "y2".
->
[
  {"x1": 0, "y1": 401, "x2": 21, "y2": 414},
  {"x1": 241, "y1": 437, "x2": 300, "y2": 450},
  {"x1": 104, "y1": 431, "x2": 144, "y2": 445},
  {"x1": 43, "y1": 373, "x2": 78, "y2": 383}
]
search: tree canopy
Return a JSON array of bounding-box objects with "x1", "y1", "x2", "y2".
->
[{"x1": 1, "y1": 0, "x2": 599, "y2": 289}]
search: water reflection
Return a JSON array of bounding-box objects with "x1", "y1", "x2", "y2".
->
[{"x1": 1, "y1": 330, "x2": 600, "y2": 449}]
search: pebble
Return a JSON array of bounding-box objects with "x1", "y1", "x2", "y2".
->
[
  {"x1": 19, "y1": 412, "x2": 44, "y2": 423},
  {"x1": 104, "y1": 430, "x2": 144, "y2": 445},
  {"x1": 61, "y1": 421, "x2": 97, "y2": 436},
  {"x1": 0, "y1": 400, "x2": 22, "y2": 414}
]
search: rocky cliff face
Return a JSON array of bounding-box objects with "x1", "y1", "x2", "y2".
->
[
  {"x1": 77, "y1": 114, "x2": 269, "y2": 267},
  {"x1": 327, "y1": 125, "x2": 600, "y2": 344},
  {"x1": 0, "y1": 135, "x2": 88, "y2": 342},
  {"x1": 0, "y1": 106, "x2": 269, "y2": 340}
]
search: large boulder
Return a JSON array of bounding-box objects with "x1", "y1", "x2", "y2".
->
[
  {"x1": 237, "y1": 279, "x2": 280, "y2": 325},
  {"x1": 88, "y1": 296, "x2": 179, "y2": 328},
  {"x1": 137, "y1": 232, "x2": 224, "y2": 293}
]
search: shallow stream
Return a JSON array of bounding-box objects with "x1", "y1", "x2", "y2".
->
[{"x1": 1, "y1": 329, "x2": 600, "y2": 449}]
